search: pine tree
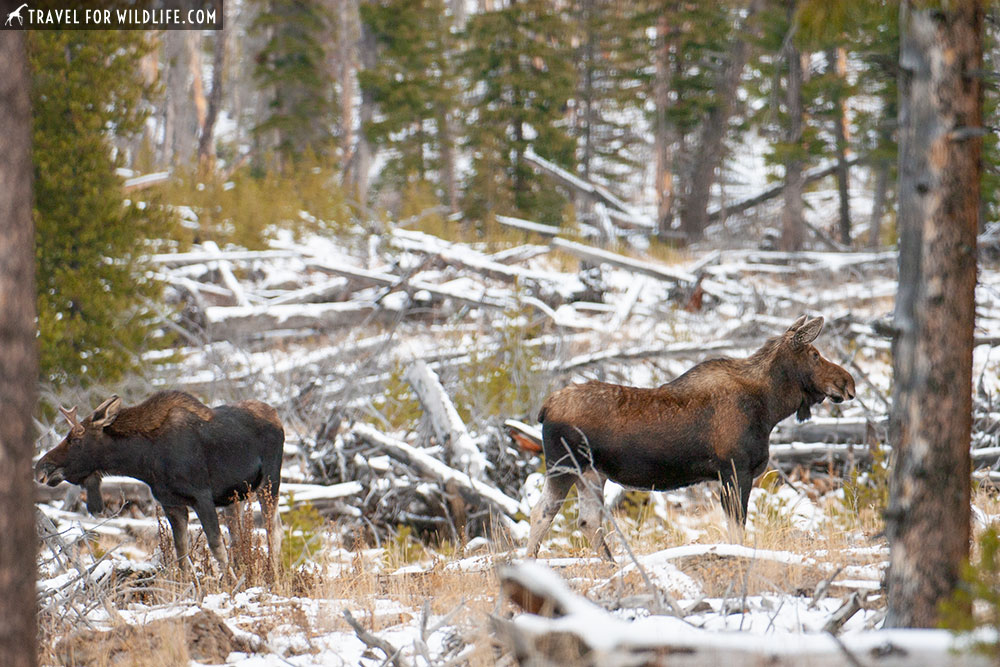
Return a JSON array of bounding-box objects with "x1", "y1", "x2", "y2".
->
[
  {"x1": 359, "y1": 0, "x2": 457, "y2": 202},
  {"x1": 569, "y1": 0, "x2": 648, "y2": 186},
  {"x1": 462, "y1": 0, "x2": 577, "y2": 226},
  {"x1": 30, "y1": 31, "x2": 174, "y2": 386},
  {"x1": 253, "y1": 0, "x2": 336, "y2": 167}
]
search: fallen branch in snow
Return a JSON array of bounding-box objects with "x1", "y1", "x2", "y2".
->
[
  {"x1": 306, "y1": 259, "x2": 513, "y2": 310},
  {"x1": 706, "y1": 156, "x2": 863, "y2": 223},
  {"x1": 204, "y1": 301, "x2": 379, "y2": 341},
  {"x1": 149, "y1": 248, "x2": 300, "y2": 267},
  {"x1": 343, "y1": 609, "x2": 411, "y2": 667},
  {"x1": 551, "y1": 237, "x2": 696, "y2": 286},
  {"x1": 822, "y1": 592, "x2": 864, "y2": 635},
  {"x1": 405, "y1": 360, "x2": 488, "y2": 480},
  {"x1": 391, "y1": 229, "x2": 585, "y2": 301},
  {"x1": 351, "y1": 423, "x2": 524, "y2": 519}
]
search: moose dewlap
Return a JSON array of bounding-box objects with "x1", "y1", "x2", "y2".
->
[
  {"x1": 526, "y1": 315, "x2": 856, "y2": 561},
  {"x1": 35, "y1": 390, "x2": 285, "y2": 574}
]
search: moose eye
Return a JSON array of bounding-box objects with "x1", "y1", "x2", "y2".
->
[{"x1": 811, "y1": 350, "x2": 819, "y2": 359}]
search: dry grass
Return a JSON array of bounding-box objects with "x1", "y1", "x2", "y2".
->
[{"x1": 37, "y1": 473, "x2": 898, "y2": 665}]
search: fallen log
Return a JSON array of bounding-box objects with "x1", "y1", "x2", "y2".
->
[
  {"x1": 204, "y1": 301, "x2": 379, "y2": 341},
  {"x1": 351, "y1": 423, "x2": 523, "y2": 519},
  {"x1": 391, "y1": 229, "x2": 585, "y2": 300},
  {"x1": 551, "y1": 238, "x2": 696, "y2": 286},
  {"x1": 306, "y1": 260, "x2": 513, "y2": 310},
  {"x1": 405, "y1": 360, "x2": 488, "y2": 480},
  {"x1": 496, "y1": 215, "x2": 561, "y2": 237},
  {"x1": 706, "y1": 156, "x2": 863, "y2": 223},
  {"x1": 149, "y1": 248, "x2": 300, "y2": 267}
]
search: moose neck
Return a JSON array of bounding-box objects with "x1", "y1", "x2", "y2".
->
[
  {"x1": 752, "y1": 348, "x2": 811, "y2": 428},
  {"x1": 92, "y1": 434, "x2": 156, "y2": 483}
]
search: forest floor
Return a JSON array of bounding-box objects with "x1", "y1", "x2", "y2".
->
[{"x1": 33, "y1": 222, "x2": 1000, "y2": 666}]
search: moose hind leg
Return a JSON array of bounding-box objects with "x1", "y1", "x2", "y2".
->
[
  {"x1": 162, "y1": 505, "x2": 190, "y2": 571},
  {"x1": 578, "y1": 469, "x2": 614, "y2": 562},
  {"x1": 526, "y1": 473, "x2": 575, "y2": 557},
  {"x1": 259, "y1": 481, "x2": 282, "y2": 576},
  {"x1": 193, "y1": 496, "x2": 230, "y2": 575}
]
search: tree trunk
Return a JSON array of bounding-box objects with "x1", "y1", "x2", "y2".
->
[
  {"x1": 347, "y1": 12, "x2": 376, "y2": 208},
  {"x1": 198, "y1": 23, "x2": 227, "y2": 172},
  {"x1": 0, "y1": 30, "x2": 39, "y2": 667},
  {"x1": 828, "y1": 47, "x2": 851, "y2": 247},
  {"x1": 885, "y1": 0, "x2": 982, "y2": 629},
  {"x1": 654, "y1": 13, "x2": 676, "y2": 239},
  {"x1": 868, "y1": 158, "x2": 890, "y2": 248},
  {"x1": 678, "y1": 0, "x2": 762, "y2": 243},
  {"x1": 780, "y1": 38, "x2": 805, "y2": 252}
]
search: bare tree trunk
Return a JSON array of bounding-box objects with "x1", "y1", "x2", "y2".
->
[
  {"x1": 678, "y1": 0, "x2": 762, "y2": 243},
  {"x1": 198, "y1": 22, "x2": 227, "y2": 172},
  {"x1": 885, "y1": 0, "x2": 982, "y2": 629},
  {"x1": 0, "y1": 30, "x2": 39, "y2": 667},
  {"x1": 438, "y1": 103, "x2": 459, "y2": 213},
  {"x1": 347, "y1": 13, "x2": 376, "y2": 209},
  {"x1": 780, "y1": 38, "x2": 805, "y2": 252},
  {"x1": 828, "y1": 47, "x2": 851, "y2": 246},
  {"x1": 868, "y1": 158, "x2": 890, "y2": 248},
  {"x1": 654, "y1": 13, "x2": 676, "y2": 238}
]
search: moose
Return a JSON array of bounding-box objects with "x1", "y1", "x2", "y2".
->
[
  {"x1": 35, "y1": 391, "x2": 285, "y2": 575},
  {"x1": 525, "y1": 315, "x2": 855, "y2": 561}
]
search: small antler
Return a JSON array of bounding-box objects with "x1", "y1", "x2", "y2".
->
[
  {"x1": 59, "y1": 405, "x2": 84, "y2": 436},
  {"x1": 59, "y1": 406, "x2": 79, "y2": 427}
]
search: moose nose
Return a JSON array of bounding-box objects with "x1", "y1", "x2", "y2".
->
[{"x1": 35, "y1": 462, "x2": 62, "y2": 486}]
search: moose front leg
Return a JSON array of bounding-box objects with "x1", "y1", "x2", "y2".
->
[
  {"x1": 720, "y1": 466, "x2": 753, "y2": 538},
  {"x1": 83, "y1": 473, "x2": 104, "y2": 515}
]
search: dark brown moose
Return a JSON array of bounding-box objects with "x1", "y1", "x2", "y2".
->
[
  {"x1": 526, "y1": 315, "x2": 855, "y2": 561},
  {"x1": 36, "y1": 391, "x2": 285, "y2": 575}
]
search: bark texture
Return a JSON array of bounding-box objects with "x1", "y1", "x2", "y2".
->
[
  {"x1": 0, "y1": 30, "x2": 39, "y2": 667},
  {"x1": 886, "y1": 0, "x2": 982, "y2": 629}
]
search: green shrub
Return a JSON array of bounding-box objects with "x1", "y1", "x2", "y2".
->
[{"x1": 939, "y1": 526, "x2": 1000, "y2": 657}]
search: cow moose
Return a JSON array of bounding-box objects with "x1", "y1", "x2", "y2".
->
[
  {"x1": 35, "y1": 391, "x2": 285, "y2": 575},
  {"x1": 525, "y1": 315, "x2": 856, "y2": 561}
]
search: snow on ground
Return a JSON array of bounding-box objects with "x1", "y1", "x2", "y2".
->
[{"x1": 35, "y1": 213, "x2": 1000, "y2": 664}]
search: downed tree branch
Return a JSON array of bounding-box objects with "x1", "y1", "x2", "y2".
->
[
  {"x1": 706, "y1": 156, "x2": 863, "y2": 223},
  {"x1": 405, "y1": 360, "x2": 488, "y2": 480},
  {"x1": 351, "y1": 423, "x2": 523, "y2": 519},
  {"x1": 306, "y1": 259, "x2": 513, "y2": 310},
  {"x1": 343, "y1": 609, "x2": 411, "y2": 667},
  {"x1": 551, "y1": 237, "x2": 696, "y2": 286}
]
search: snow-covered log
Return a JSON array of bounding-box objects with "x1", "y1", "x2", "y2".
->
[
  {"x1": 495, "y1": 562, "x2": 939, "y2": 667},
  {"x1": 405, "y1": 360, "x2": 487, "y2": 480},
  {"x1": 496, "y1": 214, "x2": 561, "y2": 237},
  {"x1": 149, "y1": 248, "x2": 300, "y2": 266},
  {"x1": 705, "y1": 156, "x2": 863, "y2": 223},
  {"x1": 391, "y1": 229, "x2": 586, "y2": 301},
  {"x1": 306, "y1": 259, "x2": 513, "y2": 310},
  {"x1": 202, "y1": 240, "x2": 252, "y2": 307},
  {"x1": 351, "y1": 423, "x2": 524, "y2": 519},
  {"x1": 204, "y1": 301, "x2": 378, "y2": 340},
  {"x1": 551, "y1": 237, "x2": 696, "y2": 285}
]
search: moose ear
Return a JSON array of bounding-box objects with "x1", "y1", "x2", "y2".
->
[
  {"x1": 786, "y1": 315, "x2": 808, "y2": 333},
  {"x1": 792, "y1": 317, "x2": 825, "y2": 347},
  {"x1": 90, "y1": 395, "x2": 122, "y2": 428}
]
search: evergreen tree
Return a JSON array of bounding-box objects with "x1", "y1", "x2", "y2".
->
[
  {"x1": 30, "y1": 31, "x2": 174, "y2": 386},
  {"x1": 359, "y1": 0, "x2": 457, "y2": 202},
  {"x1": 462, "y1": 0, "x2": 577, "y2": 226},
  {"x1": 253, "y1": 0, "x2": 336, "y2": 167},
  {"x1": 569, "y1": 0, "x2": 648, "y2": 186}
]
